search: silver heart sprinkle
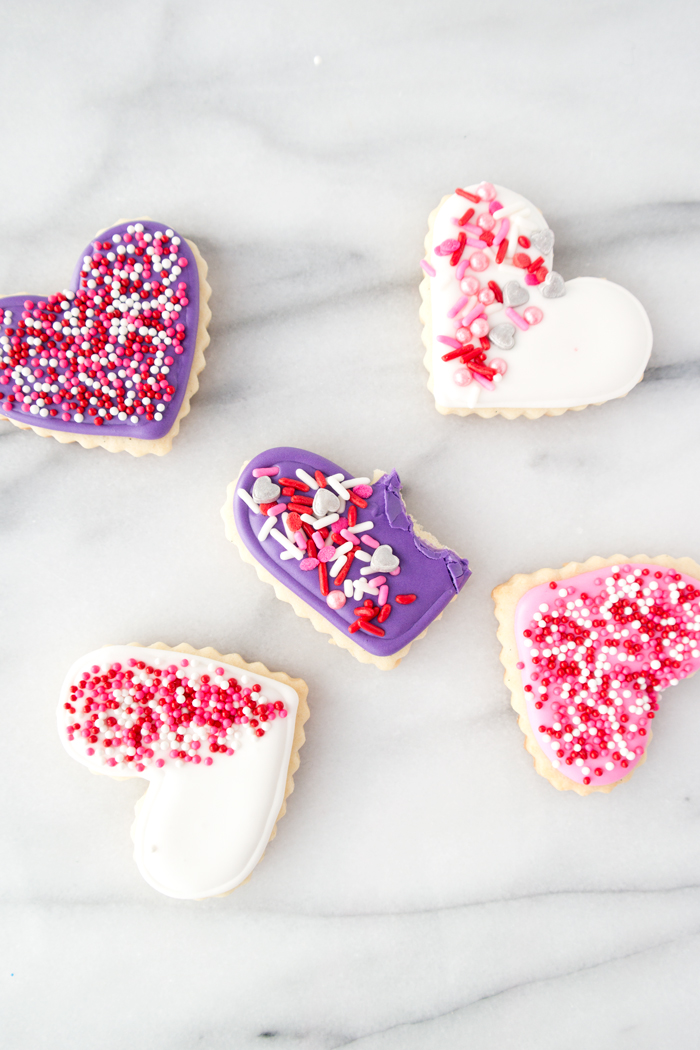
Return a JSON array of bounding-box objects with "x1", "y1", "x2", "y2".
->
[
  {"x1": 489, "y1": 323, "x2": 516, "y2": 351},
  {"x1": 312, "y1": 488, "x2": 341, "y2": 517},
  {"x1": 529, "y1": 228, "x2": 555, "y2": 255},
  {"x1": 503, "y1": 280, "x2": 529, "y2": 308},
  {"x1": 370, "y1": 544, "x2": 399, "y2": 572},
  {"x1": 541, "y1": 271, "x2": 566, "y2": 299},
  {"x1": 252, "y1": 476, "x2": 281, "y2": 503}
]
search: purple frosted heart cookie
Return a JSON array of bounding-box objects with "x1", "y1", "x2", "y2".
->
[
  {"x1": 0, "y1": 219, "x2": 211, "y2": 455},
  {"x1": 222, "y1": 447, "x2": 471, "y2": 669}
]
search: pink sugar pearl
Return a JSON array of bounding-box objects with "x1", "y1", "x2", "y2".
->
[
  {"x1": 478, "y1": 288, "x2": 495, "y2": 305},
  {"x1": 455, "y1": 327, "x2": 471, "y2": 343},
  {"x1": 477, "y1": 182, "x2": 497, "y2": 201},
  {"x1": 469, "y1": 251, "x2": 489, "y2": 272},
  {"x1": 326, "y1": 591, "x2": 346, "y2": 611},
  {"x1": 460, "y1": 275, "x2": 480, "y2": 296},
  {"x1": 477, "y1": 212, "x2": 496, "y2": 231},
  {"x1": 453, "y1": 368, "x2": 472, "y2": 386},
  {"x1": 490, "y1": 357, "x2": 508, "y2": 375},
  {"x1": 470, "y1": 318, "x2": 489, "y2": 338},
  {"x1": 523, "y1": 306, "x2": 544, "y2": 325}
]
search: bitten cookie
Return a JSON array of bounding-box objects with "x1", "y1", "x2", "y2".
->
[
  {"x1": 0, "y1": 218, "x2": 211, "y2": 454},
  {"x1": 58, "y1": 643, "x2": 309, "y2": 899},
  {"x1": 493, "y1": 555, "x2": 700, "y2": 794},
  {"x1": 222, "y1": 447, "x2": 471, "y2": 670},
  {"x1": 420, "y1": 182, "x2": 652, "y2": 418}
]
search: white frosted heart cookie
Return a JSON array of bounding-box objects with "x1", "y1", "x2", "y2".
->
[
  {"x1": 493, "y1": 555, "x2": 700, "y2": 794},
  {"x1": 58, "y1": 642, "x2": 309, "y2": 898},
  {"x1": 420, "y1": 183, "x2": 652, "y2": 419}
]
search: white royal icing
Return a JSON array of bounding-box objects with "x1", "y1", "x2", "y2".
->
[
  {"x1": 58, "y1": 646, "x2": 300, "y2": 899},
  {"x1": 428, "y1": 184, "x2": 653, "y2": 410}
]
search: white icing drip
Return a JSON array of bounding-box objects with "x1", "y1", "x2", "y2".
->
[
  {"x1": 58, "y1": 646, "x2": 300, "y2": 900},
  {"x1": 429, "y1": 184, "x2": 653, "y2": 409}
]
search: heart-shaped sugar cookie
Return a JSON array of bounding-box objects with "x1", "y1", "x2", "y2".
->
[
  {"x1": 420, "y1": 183, "x2": 652, "y2": 418},
  {"x1": 493, "y1": 556, "x2": 700, "y2": 793},
  {"x1": 58, "y1": 643, "x2": 308, "y2": 898},
  {"x1": 0, "y1": 219, "x2": 211, "y2": 454}
]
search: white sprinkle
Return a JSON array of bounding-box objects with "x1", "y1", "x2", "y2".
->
[
  {"x1": 295, "y1": 468, "x2": 318, "y2": 490},
  {"x1": 343, "y1": 477, "x2": 370, "y2": 489},
  {"x1": 343, "y1": 579, "x2": 353, "y2": 598},
  {"x1": 326, "y1": 475, "x2": 351, "y2": 500},
  {"x1": 280, "y1": 550, "x2": 299, "y2": 561},
  {"x1": 329, "y1": 555, "x2": 347, "y2": 578},
  {"x1": 347, "y1": 520, "x2": 374, "y2": 534},
  {"x1": 270, "y1": 528, "x2": 303, "y2": 559},
  {"x1": 314, "y1": 513, "x2": 340, "y2": 529},
  {"x1": 258, "y1": 516, "x2": 275, "y2": 541},
  {"x1": 281, "y1": 512, "x2": 295, "y2": 541},
  {"x1": 354, "y1": 550, "x2": 372, "y2": 562},
  {"x1": 493, "y1": 202, "x2": 532, "y2": 221},
  {"x1": 335, "y1": 541, "x2": 354, "y2": 557},
  {"x1": 300, "y1": 514, "x2": 319, "y2": 526},
  {"x1": 237, "y1": 488, "x2": 260, "y2": 514}
]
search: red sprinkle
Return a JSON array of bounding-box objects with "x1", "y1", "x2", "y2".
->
[
  {"x1": 457, "y1": 208, "x2": 475, "y2": 227},
  {"x1": 395, "y1": 594, "x2": 417, "y2": 605},
  {"x1": 377, "y1": 604, "x2": 392, "y2": 624},
  {"x1": 278, "y1": 477, "x2": 309, "y2": 491},
  {"x1": 334, "y1": 549, "x2": 355, "y2": 586},
  {"x1": 450, "y1": 232, "x2": 467, "y2": 267},
  {"x1": 348, "y1": 491, "x2": 367, "y2": 509},
  {"x1": 455, "y1": 189, "x2": 480, "y2": 203},
  {"x1": 487, "y1": 280, "x2": 503, "y2": 303},
  {"x1": 359, "y1": 621, "x2": 386, "y2": 637},
  {"x1": 318, "y1": 561, "x2": 329, "y2": 596},
  {"x1": 517, "y1": 235, "x2": 531, "y2": 248},
  {"x1": 347, "y1": 504, "x2": 357, "y2": 528},
  {"x1": 527, "y1": 255, "x2": 544, "y2": 274},
  {"x1": 348, "y1": 620, "x2": 362, "y2": 634},
  {"x1": 496, "y1": 239, "x2": 508, "y2": 265},
  {"x1": 513, "y1": 252, "x2": 531, "y2": 268},
  {"x1": 315, "y1": 471, "x2": 327, "y2": 488}
]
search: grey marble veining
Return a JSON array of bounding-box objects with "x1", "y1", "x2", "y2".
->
[{"x1": 2, "y1": 1, "x2": 700, "y2": 1047}]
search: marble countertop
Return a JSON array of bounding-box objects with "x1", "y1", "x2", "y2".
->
[{"x1": 2, "y1": 1, "x2": 700, "y2": 1047}]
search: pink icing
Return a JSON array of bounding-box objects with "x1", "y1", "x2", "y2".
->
[{"x1": 513, "y1": 563, "x2": 700, "y2": 787}]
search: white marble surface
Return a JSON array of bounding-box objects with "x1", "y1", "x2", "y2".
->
[{"x1": 2, "y1": 1, "x2": 700, "y2": 1046}]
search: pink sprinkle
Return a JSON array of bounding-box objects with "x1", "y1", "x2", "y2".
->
[
  {"x1": 516, "y1": 661, "x2": 525, "y2": 670},
  {"x1": 215, "y1": 667, "x2": 224, "y2": 675},
  {"x1": 294, "y1": 530, "x2": 307, "y2": 550},
  {"x1": 455, "y1": 259, "x2": 469, "y2": 280},
  {"x1": 490, "y1": 357, "x2": 508, "y2": 376},
  {"x1": 252, "y1": 466, "x2": 279, "y2": 477},
  {"x1": 420, "y1": 259, "x2": 436, "y2": 277},
  {"x1": 447, "y1": 295, "x2": 470, "y2": 319},
  {"x1": 300, "y1": 557, "x2": 319, "y2": 570},
  {"x1": 368, "y1": 576, "x2": 386, "y2": 587},
  {"x1": 378, "y1": 585, "x2": 389, "y2": 606},
  {"x1": 463, "y1": 223, "x2": 484, "y2": 237},
  {"x1": 340, "y1": 529, "x2": 360, "y2": 546},
  {"x1": 462, "y1": 303, "x2": 485, "y2": 328},
  {"x1": 318, "y1": 546, "x2": 336, "y2": 562},
  {"x1": 524, "y1": 272, "x2": 540, "y2": 286},
  {"x1": 435, "y1": 238, "x2": 461, "y2": 255},
  {"x1": 353, "y1": 484, "x2": 373, "y2": 499},
  {"x1": 326, "y1": 591, "x2": 346, "y2": 610},
  {"x1": 473, "y1": 372, "x2": 495, "y2": 390},
  {"x1": 362, "y1": 535, "x2": 380, "y2": 549},
  {"x1": 331, "y1": 517, "x2": 348, "y2": 534},
  {"x1": 466, "y1": 237, "x2": 488, "y2": 249},
  {"x1": 493, "y1": 218, "x2": 510, "y2": 245},
  {"x1": 478, "y1": 183, "x2": 497, "y2": 201},
  {"x1": 279, "y1": 710, "x2": 288, "y2": 718},
  {"x1": 505, "y1": 306, "x2": 529, "y2": 332},
  {"x1": 437, "y1": 334, "x2": 462, "y2": 350},
  {"x1": 312, "y1": 531, "x2": 325, "y2": 549},
  {"x1": 390, "y1": 567, "x2": 401, "y2": 576},
  {"x1": 489, "y1": 199, "x2": 503, "y2": 214},
  {"x1": 267, "y1": 503, "x2": 286, "y2": 517}
]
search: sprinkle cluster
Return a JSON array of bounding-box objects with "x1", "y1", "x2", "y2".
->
[
  {"x1": 0, "y1": 222, "x2": 192, "y2": 428},
  {"x1": 62, "y1": 656, "x2": 288, "y2": 772},
  {"x1": 423, "y1": 181, "x2": 561, "y2": 392},
  {"x1": 519, "y1": 565, "x2": 700, "y2": 785},
  {"x1": 238, "y1": 465, "x2": 417, "y2": 639}
]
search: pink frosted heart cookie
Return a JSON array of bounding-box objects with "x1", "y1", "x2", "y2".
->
[
  {"x1": 420, "y1": 182, "x2": 652, "y2": 419},
  {"x1": 493, "y1": 555, "x2": 700, "y2": 794},
  {"x1": 222, "y1": 447, "x2": 471, "y2": 670},
  {"x1": 0, "y1": 219, "x2": 211, "y2": 455},
  {"x1": 58, "y1": 643, "x2": 308, "y2": 898}
]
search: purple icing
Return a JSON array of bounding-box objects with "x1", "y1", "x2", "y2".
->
[
  {"x1": 0, "y1": 220, "x2": 200, "y2": 440},
  {"x1": 233, "y1": 447, "x2": 471, "y2": 658}
]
